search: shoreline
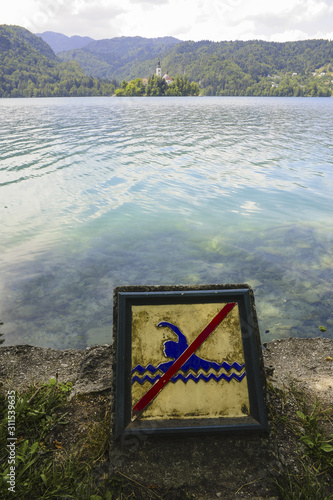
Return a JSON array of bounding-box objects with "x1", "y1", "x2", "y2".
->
[{"x1": 0, "y1": 337, "x2": 332, "y2": 499}]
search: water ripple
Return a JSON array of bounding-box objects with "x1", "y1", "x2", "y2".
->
[{"x1": 0, "y1": 96, "x2": 332, "y2": 348}]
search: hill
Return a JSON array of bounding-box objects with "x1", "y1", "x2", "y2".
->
[
  {"x1": 36, "y1": 31, "x2": 95, "y2": 53},
  {"x1": 0, "y1": 25, "x2": 117, "y2": 97},
  {"x1": 59, "y1": 37, "x2": 333, "y2": 97},
  {"x1": 0, "y1": 24, "x2": 56, "y2": 60},
  {"x1": 160, "y1": 39, "x2": 333, "y2": 95},
  {"x1": 58, "y1": 35, "x2": 182, "y2": 81}
]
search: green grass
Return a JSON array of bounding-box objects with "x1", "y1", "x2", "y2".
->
[
  {"x1": 2, "y1": 376, "x2": 332, "y2": 499},
  {"x1": 0, "y1": 380, "x2": 170, "y2": 499},
  {"x1": 0, "y1": 379, "x2": 115, "y2": 499},
  {"x1": 268, "y1": 382, "x2": 333, "y2": 499}
]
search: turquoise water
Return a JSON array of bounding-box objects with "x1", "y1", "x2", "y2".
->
[{"x1": 0, "y1": 96, "x2": 332, "y2": 349}]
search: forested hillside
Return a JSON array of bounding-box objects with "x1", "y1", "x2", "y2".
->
[
  {"x1": 59, "y1": 36, "x2": 181, "y2": 81},
  {"x1": 1, "y1": 26, "x2": 333, "y2": 98},
  {"x1": 0, "y1": 25, "x2": 117, "y2": 97},
  {"x1": 161, "y1": 39, "x2": 333, "y2": 96},
  {"x1": 59, "y1": 36, "x2": 333, "y2": 96}
]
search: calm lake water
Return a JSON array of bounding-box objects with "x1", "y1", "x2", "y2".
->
[{"x1": 0, "y1": 96, "x2": 332, "y2": 349}]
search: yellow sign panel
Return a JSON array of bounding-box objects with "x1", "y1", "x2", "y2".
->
[
  {"x1": 131, "y1": 302, "x2": 250, "y2": 420},
  {"x1": 114, "y1": 285, "x2": 268, "y2": 438}
]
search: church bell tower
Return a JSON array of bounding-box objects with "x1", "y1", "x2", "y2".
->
[{"x1": 156, "y1": 60, "x2": 161, "y2": 77}]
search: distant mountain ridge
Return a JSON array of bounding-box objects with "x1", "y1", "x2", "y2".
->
[{"x1": 36, "y1": 31, "x2": 95, "y2": 53}]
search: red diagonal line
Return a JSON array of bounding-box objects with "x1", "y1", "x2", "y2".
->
[{"x1": 132, "y1": 302, "x2": 236, "y2": 418}]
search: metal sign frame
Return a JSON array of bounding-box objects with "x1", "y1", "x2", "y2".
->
[{"x1": 113, "y1": 284, "x2": 268, "y2": 438}]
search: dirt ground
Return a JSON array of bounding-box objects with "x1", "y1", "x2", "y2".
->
[
  {"x1": 0, "y1": 337, "x2": 332, "y2": 499},
  {"x1": 263, "y1": 337, "x2": 333, "y2": 411}
]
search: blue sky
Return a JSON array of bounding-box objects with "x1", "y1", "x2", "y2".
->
[{"x1": 2, "y1": 0, "x2": 333, "y2": 42}]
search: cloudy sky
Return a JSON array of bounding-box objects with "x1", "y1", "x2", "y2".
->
[{"x1": 2, "y1": 0, "x2": 333, "y2": 42}]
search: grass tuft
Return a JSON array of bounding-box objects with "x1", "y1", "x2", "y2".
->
[
  {"x1": 0, "y1": 379, "x2": 115, "y2": 499},
  {"x1": 268, "y1": 381, "x2": 333, "y2": 499}
]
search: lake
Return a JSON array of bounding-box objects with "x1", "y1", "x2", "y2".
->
[{"x1": 0, "y1": 96, "x2": 332, "y2": 349}]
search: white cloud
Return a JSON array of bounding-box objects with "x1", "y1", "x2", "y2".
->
[
  {"x1": 130, "y1": 0, "x2": 170, "y2": 4},
  {"x1": 22, "y1": 0, "x2": 125, "y2": 38},
  {"x1": 1, "y1": 0, "x2": 333, "y2": 41}
]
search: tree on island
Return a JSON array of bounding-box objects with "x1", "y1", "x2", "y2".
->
[{"x1": 115, "y1": 75, "x2": 201, "y2": 97}]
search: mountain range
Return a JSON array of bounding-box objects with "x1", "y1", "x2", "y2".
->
[
  {"x1": 40, "y1": 32, "x2": 182, "y2": 81},
  {"x1": 35, "y1": 31, "x2": 95, "y2": 53},
  {"x1": 37, "y1": 30, "x2": 333, "y2": 96},
  {"x1": 1, "y1": 25, "x2": 333, "y2": 97}
]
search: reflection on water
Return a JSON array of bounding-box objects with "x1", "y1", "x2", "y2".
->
[{"x1": 0, "y1": 97, "x2": 332, "y2": 349}]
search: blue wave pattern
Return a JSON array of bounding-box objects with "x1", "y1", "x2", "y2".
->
[
  {"x1": 131, "y1": 361, "x2": 246, "y2": 385},
  {"x1": 132, "y1": 321, "x2": 246, "y2": 385}
]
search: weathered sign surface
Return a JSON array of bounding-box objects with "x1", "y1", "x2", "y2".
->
[{"x1": 114, "y1": 284, "x2": 267, "y2": 438}]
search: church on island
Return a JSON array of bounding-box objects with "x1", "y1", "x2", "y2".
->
[{"x1": 156, "y1": 60, "x2": 173, "y2": 85}]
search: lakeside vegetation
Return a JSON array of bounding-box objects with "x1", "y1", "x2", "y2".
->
[
  {"x1": 1, "y1": 25, "x2": 333, "y2": 97},
  {"x1": 269, "y1": 382, "x2": 333, "y2": 499},
  {"x1": 115, "y1": 75, "x2": 200, "y2": 96}
]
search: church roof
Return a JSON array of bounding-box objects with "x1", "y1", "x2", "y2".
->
[{"x1": 163, "y1": 73, "x2": 173, "y2": 82}]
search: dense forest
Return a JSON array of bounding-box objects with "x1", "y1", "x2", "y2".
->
[
  {"x1": 1, "y1": 25, "x2": 333, "y2": 98},
  {"x1": 58, "y1": 36, "x2": 333, "y2": 97},
  {"x1": 161, "y1": 39, "x2": 333, "y2": 96},
  {"x1": 0, "y1": 25, "x2": 117, "y2": 97}
]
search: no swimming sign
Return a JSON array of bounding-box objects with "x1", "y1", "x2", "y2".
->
[{"x1": 114, "y1": 285, "x2": 267, "y2": 438}]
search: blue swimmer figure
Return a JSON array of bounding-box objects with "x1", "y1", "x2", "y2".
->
[{"x1": 157, "y1": 321, "x2": 222, "y2": 373}]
